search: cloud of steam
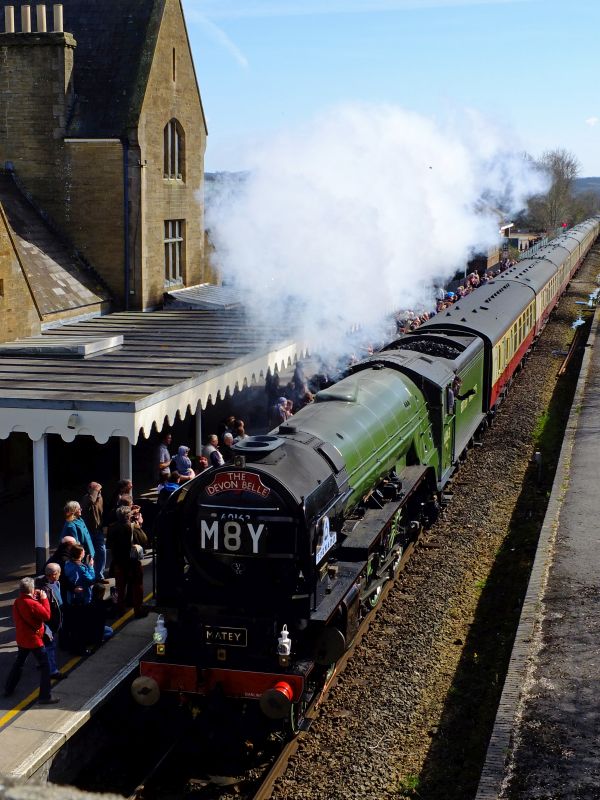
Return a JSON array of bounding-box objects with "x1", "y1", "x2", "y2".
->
[{"x1": 205, "y1": 103, "x2": 548, "y2": 358}]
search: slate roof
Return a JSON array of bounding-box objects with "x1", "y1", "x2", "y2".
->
[
  {"x1": 9, "y1": 0, "x2": 164, "y2": 137},
  {"x1": 0, "y1": 309, "x2": 297, "y2": 409},
  {"x1": 165, "y1": 284, "x2": 243, "y2": 310},
  {"x1": 0, "y1": 171, "x2": 110, "y2": 316}
]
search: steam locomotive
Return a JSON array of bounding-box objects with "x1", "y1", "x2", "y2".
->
[{"x1": 136, "y1": 217, "x2": 599, "y2": 730}]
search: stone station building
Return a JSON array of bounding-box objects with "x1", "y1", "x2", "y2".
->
[{"x1": 0, "y1": 1, "x2": 305, "y2": 568}]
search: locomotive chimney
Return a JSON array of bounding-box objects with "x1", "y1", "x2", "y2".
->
[
  {"x1": 4, "y1": 6, "x2": 15, "y2": 32},
  {"x1": 53, "y1": 3, "x2": 63, "y2": 32},
  {"x1": 21, "y1": 4, "x2": 31, "y2": 32},
  {"x1": 36, "y1": 4, "x2": 46, "y2": 32}
]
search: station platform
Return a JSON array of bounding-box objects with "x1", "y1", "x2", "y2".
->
[
  {"x1": 0, "y1": 553, "x2": 155, "y2": 781},
  {"x1": 476, "y1": 308, "x2": 600, "y2": 799}
]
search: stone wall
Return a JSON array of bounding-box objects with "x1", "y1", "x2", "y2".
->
[
  {"x1": 0, "y1": 206, "x2": 41, "y2": 341},
  {"x1": 136, "y1": 0, "x2": 207, "y2": 310},
  {"x1": 64, "y1": 141, "x2": 125, "y2": 304},
  {"x1": 0, "y1": 0, "x2": 210, "y2": 315},
  {"x1": 0, "y1": 33, "x2": 75, "y2": 230}
]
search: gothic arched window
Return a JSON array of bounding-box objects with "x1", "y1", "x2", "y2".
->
[{"x1": 164, "y1": 119, "x2": 185, "y2": 180}]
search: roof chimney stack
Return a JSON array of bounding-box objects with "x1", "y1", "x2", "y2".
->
[
  {"x1": 4, "y1": 6, "x2": 15, "y2": 32},
  {"x1": 36, "y1": 4, "x2": 46, "y2": 32},
  {"x1": 52, "y1": 3, "x2": 63, "y2": 32},
  {"x1": 21, "y1": 4, "x2": 31, "y2": 32}
]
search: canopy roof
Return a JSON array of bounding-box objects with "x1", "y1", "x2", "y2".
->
[{"x1": 0, "y1": 309, "x2": 307, "y2": 443}]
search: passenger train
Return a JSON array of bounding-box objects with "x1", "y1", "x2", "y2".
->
[{"x1": 135, "y1": 216, "x2": 600, "y2": 731}]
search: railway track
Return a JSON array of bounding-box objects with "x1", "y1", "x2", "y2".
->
[
  {"x1": 269, "y1": 246, "x2": 600, "y2": 800},
  {"x1": 109, "y1": 247, "x2": 600, "y2": 800},
  {"x1": 126, "y1": 541, "x2": 420, "y2": 799}
]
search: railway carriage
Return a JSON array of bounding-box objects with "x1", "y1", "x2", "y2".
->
[
  {"x1": 135, "y1": 216, "x2": 600, "y2": 731},
  {"x1": 417, "y1": 281, "x2": 536, "y2": 409},
  {"x1": 492, "y1": 257, "x2": 564, "y2": 331}
]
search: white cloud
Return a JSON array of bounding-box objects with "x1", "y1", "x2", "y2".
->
[
  {"x1": 184, "y1": 7, "x2": 249, "y2": 67},
  {"x1": 185, "y1": 0, "x2": 531, "y2": 19},
  {"x1": 204, "y1": 103, "x2": 548, "y2": 359},
  {"x1": 585, "y1": 116, "x2": 599, "y2": 127}
]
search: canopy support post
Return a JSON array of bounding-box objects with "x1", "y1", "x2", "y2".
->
[
  {"x1": 33, "y1": 435, "x2": 50, "y2": 575},
  {"x1": 195, "y1": 403, "x2": 203, "y2": 457},
  {"x1": 119, "y1": 436, "x2": 132, "y2": 480}
]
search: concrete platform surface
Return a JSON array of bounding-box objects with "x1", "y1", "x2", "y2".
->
[
  {"x1": 477, "y1": 308, "x2": 600, "y2": 799},
  {"x1": 0, "y1": 547, "x2": 156, "y2": 783}
]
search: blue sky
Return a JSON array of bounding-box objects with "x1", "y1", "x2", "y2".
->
[{"x1": 182, "y1": 0, "x2": 600, "y2": 176}]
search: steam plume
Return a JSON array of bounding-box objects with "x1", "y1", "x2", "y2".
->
[{"x1": 205, "y1": 103, "x2": 547, "y2": 357}]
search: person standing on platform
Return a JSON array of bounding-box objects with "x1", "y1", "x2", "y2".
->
[
  {"x1": 107, "y1": 506, "x2": 148, "y2": 618},
  {"x1": 37, "y1": 563, "x2": 65, "y2": 681},
  {"x1": 221, "y1": 432, "x2": 235, "y2": 463},
  {"x1": 46, "y1": 535, "x2": 76, "y2": 599},
  {"x1": 61, "y1": 544, "x2": 96, "y2": 655},
  {"x1": 202, "y1": 434, "x2": 225, "y2": 468},
  {"x1": 104, "y1": 478, "x2": 133, "y2": 526},
  {"x1": 3, "y1": 577, "x2": 59, "y2": 704},
  {"x1": 61, "y1": 501, "x2": 95, "y2": 562},
  {"x1": 81, "y1": 482, "x2": 108, "y2": 583},
  {"x1": 155, "y1": 431, "x2": 173, "y2": 479}
]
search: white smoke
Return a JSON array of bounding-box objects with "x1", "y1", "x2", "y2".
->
[{"x1": 205, "y1": 103, "x2": 547, "y2": 358}]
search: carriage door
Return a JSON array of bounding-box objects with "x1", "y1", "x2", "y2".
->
[{"x1": 442, "y1": 384, "x2": 456, "y2": 472}]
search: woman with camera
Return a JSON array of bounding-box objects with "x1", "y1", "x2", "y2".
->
[
  {"x1": 3, "y1": 577, "x2": 59, "y2": 704},
  {"x1": 107, "y1": 505, "x2": 149, "y2": 619}
]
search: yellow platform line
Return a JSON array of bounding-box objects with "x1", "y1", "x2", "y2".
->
[{"x1": 0, "y1": 591, "x2": 154, "y2": 729}]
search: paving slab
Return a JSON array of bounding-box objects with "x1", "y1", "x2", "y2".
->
[
  {"x1": 476, "y1": 307, "x2": 600, "y2": 799},
  {"x1": 0, "y1": 615, "x2": 154, "y2": 780}
]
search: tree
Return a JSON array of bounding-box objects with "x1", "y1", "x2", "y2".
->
[
  {"x1": 571, "y1": 190, "x2": 600, "y2": 222},
  {"x1": 527, "y1": 149, "x2": 580, "y2": 232}
]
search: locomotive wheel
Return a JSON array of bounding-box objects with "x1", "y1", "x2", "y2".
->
[
  {"x1": 369, "y1": 584, "x2": 382, "y2": 608},
  {"x1": 388, "y1": 551, "x2": 402, "y2": 580},
  {"x1": 288, "y1": 698, "x2": 308, "y2": 736}
]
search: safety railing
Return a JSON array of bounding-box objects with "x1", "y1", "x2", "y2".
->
[{"x1": 518, "y1": 236, "x2": 548, "y2": 260}]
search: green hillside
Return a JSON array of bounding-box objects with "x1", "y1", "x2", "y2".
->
[{"x1": 573, "y1": 177, "x2": 600, "y2": 197}]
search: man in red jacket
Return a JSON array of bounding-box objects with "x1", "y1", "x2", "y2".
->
[{"x1": 3, "y1": 577, "x2": 59, "y2": 704}]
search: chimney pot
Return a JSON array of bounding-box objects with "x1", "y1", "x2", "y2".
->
[
  {"x1": 36, "y1": 4, "x2": 47, "y2": 32},
  {"x1": 4, "y1": 6, "x2": 15, "y2": 32},
  {"x1": 21, "y1": 4, "x2": 31, "y2": 32},
  {"x1": 52, "y1": 3, "x2": 62, "y2": 32}
]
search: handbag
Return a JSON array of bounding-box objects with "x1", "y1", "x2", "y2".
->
[
  {"x1": 129, "y1": 523, "x2": 148, "y2": 561},
  {"x1": 130, "y1": 543, "x2": 144, "y2": 560}
]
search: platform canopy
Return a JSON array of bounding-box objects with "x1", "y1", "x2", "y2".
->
[{"x1": 0, "y1": 308, "x2": 308, "y2": 444}]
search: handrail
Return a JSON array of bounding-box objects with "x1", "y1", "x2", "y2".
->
[{"x1": 518, "y1": 236, "x2": 549, "y2": 260}]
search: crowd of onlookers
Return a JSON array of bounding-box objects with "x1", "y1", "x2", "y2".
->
[
  {"x1": 395, "y1": 259, "x2": 518, "y2": 335},
  {"x1": 4, "y1": 478, "x2": 150, "y2": 704},
  {"x1": 153, "y1": 417, "x2": 253, "y2": 508}
]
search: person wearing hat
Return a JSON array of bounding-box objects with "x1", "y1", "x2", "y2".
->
[
  {"x1": 80, "y1": 481, "x2": 108, "y2": 583},
  {"x1": 268, "y1": 397, "x2": 288, "y2": 429},
  {"x1": 173, "y1": 445, "x2": 195, "y2": 478}
]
